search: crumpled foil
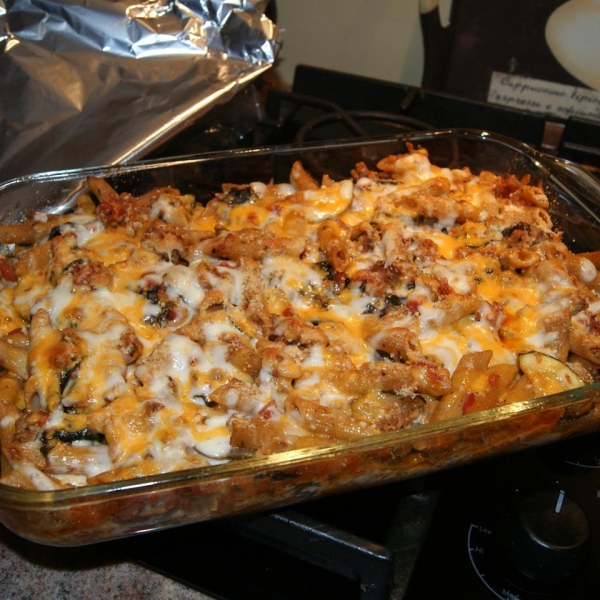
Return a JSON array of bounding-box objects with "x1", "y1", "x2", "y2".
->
[{"x1": 0, "y1": 0, "x2": 281, "y2": 184}]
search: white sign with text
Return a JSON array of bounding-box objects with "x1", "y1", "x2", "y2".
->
[{"x1": 488, "y1": 72, "x2": 600, "y2": 123}]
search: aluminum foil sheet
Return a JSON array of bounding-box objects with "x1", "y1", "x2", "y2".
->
[{"x1": 0, "y1": 0, "x2": 281, "y2": 184}]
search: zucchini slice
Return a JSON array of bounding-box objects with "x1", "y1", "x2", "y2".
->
[{"x1": 518, "y1": 351, "x2": 584, "y2": 396}]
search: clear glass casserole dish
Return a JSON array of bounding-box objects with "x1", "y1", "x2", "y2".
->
[{"x1": 1, "y1": 129, "x2": 600, "y2": 547}]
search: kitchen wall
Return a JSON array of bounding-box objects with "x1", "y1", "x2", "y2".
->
[{"x1": 273, "y1": 0, "x2": 452, "y2": 87}]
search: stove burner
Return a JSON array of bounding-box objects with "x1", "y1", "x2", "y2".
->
[
  {"x1": 264, "y1": 89, "x2": 435, "y2": 146},
  {"x1": 294, "y1": 109, "x2": 434, "y2": 144},
  {"x1": 272, "y1": 91, "x2": 434, "y2": 144}
]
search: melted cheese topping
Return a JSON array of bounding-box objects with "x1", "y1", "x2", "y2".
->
[{"x1": 0, "y1": 148, "x2": 598, "y2": 490}]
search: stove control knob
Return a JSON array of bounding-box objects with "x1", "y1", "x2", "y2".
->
[{"x1": 498, "y1": 490, "x2": 591, "y2": 583}]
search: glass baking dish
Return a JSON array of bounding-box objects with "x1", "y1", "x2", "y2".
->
[{"x1": 2, "y1": 129, "x2": 600, "y2": 547}]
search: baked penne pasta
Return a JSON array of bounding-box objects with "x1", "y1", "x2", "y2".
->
[{"x1": 0, "y1": 144, "x2": 598, "y2": 490}]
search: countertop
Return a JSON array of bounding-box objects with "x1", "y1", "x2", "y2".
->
[{"x1": 0, "y1": 524, "x2": 215, "y2": 600}]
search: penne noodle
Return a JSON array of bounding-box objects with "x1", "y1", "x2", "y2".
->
[{"x1": 0, "y1": 337, "x2": 28, "y2": 381}]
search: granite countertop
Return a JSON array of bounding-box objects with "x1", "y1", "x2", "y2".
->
[{"x1": 0, "y1": 524, "x2": 215, "y2": 600}]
